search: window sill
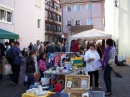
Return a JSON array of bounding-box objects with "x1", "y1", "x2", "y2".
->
[
  {"x1": 37, "y1": 28, "x2": 41, "y2": 30},
  {"x1": 35, "y1": 5, "x2": 41, "y2": 10},
  {"x1": 0, "y1": 20, "x2": 13, "y2": 25}
]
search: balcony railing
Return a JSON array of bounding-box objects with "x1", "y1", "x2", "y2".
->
[
  {"x1": 60, "y1": 0, "x2": 104, "y2": 4},
  {"x1": 71, "y1": 25, "x2": 93, "y2": 35}
]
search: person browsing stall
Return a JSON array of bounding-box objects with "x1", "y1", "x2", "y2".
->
[
  {"x1": 102, "y1": 39, "x2": 116, "y2": 96},
  {"x1": 84, "y1": 43, "x2": 102, "y2": 89},
  {"x1": 39, "y1": 52, "x2": 47, "y2": 81},
  {"x1": 26, "y1": 51, "x2": 36, "y2": 89}
]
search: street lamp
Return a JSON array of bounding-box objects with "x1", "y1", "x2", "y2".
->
[
  {"x1": 61, "y1": 34, "x2": 65, "y2": 45},
  {"x1": 115, "y1": 0, "x2": 118, "y2": 8}
]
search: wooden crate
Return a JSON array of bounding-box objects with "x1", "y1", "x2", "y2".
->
[{"x1": 62, "y1": 75, "x2": 90, "y2": 97}]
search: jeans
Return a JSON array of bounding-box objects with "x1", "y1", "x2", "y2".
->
[
  {"x1": 39, "y1": 70, "x2": 44, "y2": 81},
  {"x1": 27, "y1": 73, "x2": 35, "y2": 89},
  {"x1": 11, "y1": 64, "x2": 20, "y2": 84},
  {"x1": 88, "y1": 70, "x2": 99, "y2": 87},
  {"x1": 104, "y1": 65, "x2": 113, "y2": 92}
]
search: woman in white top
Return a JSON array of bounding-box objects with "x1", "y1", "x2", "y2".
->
[{"x1": 84, "y1": 43, "x2": 101, "y2": 89}]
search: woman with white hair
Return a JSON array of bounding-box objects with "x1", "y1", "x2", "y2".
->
[{"x1": 84, "y1": 43, "x2": 102, "y2": 89}]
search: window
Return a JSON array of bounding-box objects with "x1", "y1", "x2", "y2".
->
[
  {"x1": 87, "y1": 19, "x2": 92, "y2": 25},
  {"x1": 54, "y1": 25, "x2": 56, "y2": 31},
  {"x1": 59, "y1": 16, "x2": 61, "y2": 22},
  {"x1": 75, "y1": 5, "x2": 80, "y2": 11},
  {"x1": 48, "y1": 12, "x2": 51, "y2": 18},
  {"x1": 87, "y1": 4, "x2": 92, "y2": 10},
  {"x1": 53, "y1": 14, "x2": 55, "y2": 20},
  {"x1": 66, "y1": 6, "x2": 72, "y2": 11},
  {"x1": 35, "y1": 0, "x2": 41, "y2": 8},
  {"x1": 0, "y1": 8, "x2": 13, "y2": 23},
  {"x1": 50, "y1": 1, "x2": 53, "y2": 7},
  {"x1": 45, "y1": 24, "x2": 47, "y2": 29},
  {"x1": 47, "y1": 24, "x2": 50, "y2": 30},
  {"x1": 66, "y1": 21, "x2": 71, "y2": 26},
  {"x1": 75, "y1": 20, "x2": 81, "y2": 26},
  {"x1": 37, "y1": 19, "x2": 41, "y2": 28},
  {"x1": 56, "y1": 26, "x2": 61, "y2": 32}
]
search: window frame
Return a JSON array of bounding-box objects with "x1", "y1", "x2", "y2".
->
[
  {"x1": 0, "y1": 4, "x2": 14, "y2": 24},
  {"x1": 35, "y1": 0, "x2": 41, "y2": 8},
  {"x1": 66, "y1": 6, "x2": 72, "y2": 11},
  {"x1": 87, "y1": 4, "x2": 92, "y2": 10},
  {"x1": 75, "y1": 5, "x2": 81, "y2": 11},
  {"x1": 66, "y1": 21, "x2": 71, "y2": 26},
  {"x1": 37, "y1": 19, "x2": 41, "y2": 29},
  {"x1": 86, "y1": 19, "x2": 92, "y2": 25},
  {"x1": 75, "y1": 19, "x2": 81, "y2": 26}
]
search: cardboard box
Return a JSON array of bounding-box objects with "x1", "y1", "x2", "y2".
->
[{"x1": 62, "y1": 75, "x2": 90, "y2": 97}]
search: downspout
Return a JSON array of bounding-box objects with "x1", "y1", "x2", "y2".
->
[
  {"x1": 118, "y1": 0, "x2": 120, "y2": 60},
  {"x1": 14, "y1": 0, "x2": 15, "y2": 34}
]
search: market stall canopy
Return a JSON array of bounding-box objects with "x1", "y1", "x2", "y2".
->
[
  {"x1": 0, "y1": 29, "x2": 19, "y2": 39},
  {"x1": 70, "y1": 29, "x2": 112, "y2": 40}
]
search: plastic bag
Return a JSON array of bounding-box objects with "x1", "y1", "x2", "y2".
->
[{"x1": 4, "y1": 64, "x2": 12, "y2": 75}]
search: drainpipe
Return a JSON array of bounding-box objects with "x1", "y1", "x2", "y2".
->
[
  {"x1": 14, "y1": 0, "x2": 16, "y2": 41},
  {"x1": 118, "y1": 0, "x2": 120, "y2": 60}
]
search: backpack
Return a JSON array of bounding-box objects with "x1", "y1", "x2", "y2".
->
[{"x1": 6, "y1": 48, "x2": 15, "y2": 62}]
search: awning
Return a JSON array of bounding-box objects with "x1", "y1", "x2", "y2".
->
[
  {"x1": 70, "y1": 29, "x2": 112, "y2": 40},
  {"x1": 0, "y1": 29, "x2": 19, "y2": 39}
]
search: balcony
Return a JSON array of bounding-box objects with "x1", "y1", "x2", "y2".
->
[
  {"x1": 60, "y1": 0, "x2": 104, "y2": 5},
  {"x1": 71, "y1": 25, "x2": 93, "y2": 35}
]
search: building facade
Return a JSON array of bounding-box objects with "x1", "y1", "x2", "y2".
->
[
  {"x1": 45, "y1": 0, "x2": 62, "y2": 43},
  {"x1": 105, "y1": 0, "x2": 130, "y2": 60},
  {"x1": 61, "y1": 0, "x2": 105, "y2": 38},
  {"x1": 0, "y1": 0, "x2": 45, "y2": 49}
]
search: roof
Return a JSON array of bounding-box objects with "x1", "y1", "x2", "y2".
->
[
  {"x1": 60, "y1": 0, "x2": 104, "y2": 5},
  {"x1": 0, "y1": 29, "x2": 19, "y2": 39}
]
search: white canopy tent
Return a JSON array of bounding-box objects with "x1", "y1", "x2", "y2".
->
[{"x1": 70, "y1": 29, "x2": 112, "y2": 40}]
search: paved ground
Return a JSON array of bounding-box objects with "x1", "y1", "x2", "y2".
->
[{"x1": 0, "y1": 66, "x2": 130, "y2": 97}]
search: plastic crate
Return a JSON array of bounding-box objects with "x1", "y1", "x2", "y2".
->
[{"x1": 89, "y1": 91, "x2": 105, "y2": 97}]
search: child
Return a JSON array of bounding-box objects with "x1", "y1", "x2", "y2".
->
[
  {"x1": 26, "y1": 51, "x2": 36, "y2": 89},
  {"x1": 39, "y1": 52, "x2": 47, "y2": 81},
  {"x1": 23, "y1": 52, "x2": 29, "y2": 86}
]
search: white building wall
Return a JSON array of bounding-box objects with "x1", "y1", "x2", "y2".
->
[
  {"x1": 0, "y1": 0, "x2": 45, "y2": 49},
  {"x1": 105, "y1": 0, "x2": 130, "y2": 60}
]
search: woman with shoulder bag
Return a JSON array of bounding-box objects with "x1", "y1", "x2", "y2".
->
[{"x1": 102, "y1": 39, "x2": 116, "y2": 96}]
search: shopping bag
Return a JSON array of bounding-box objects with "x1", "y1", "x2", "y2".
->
[{"x1": 4, "y1": 64, "x2": 12, "y2": 75}]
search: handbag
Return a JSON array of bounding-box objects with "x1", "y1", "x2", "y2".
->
[{"x1": 4, "y1": 64, "x2": 12, "y2": 75}]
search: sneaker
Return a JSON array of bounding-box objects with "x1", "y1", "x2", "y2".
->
[
  {"x1": 23, "y1": 81, "x2": 27, "y2": 86},
  {"x1": 105, "y1": 92, "x2": 112, "y2": 96},
  {"x1": 11, "y1": 81, "x2": 16, "y2": 86},
  {"x1": 96, "y1": 85, "x2": 103, "y2": 89}
]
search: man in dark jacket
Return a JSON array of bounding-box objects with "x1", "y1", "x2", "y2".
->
[
  {"x1": 0, "y1": 42, "x2": 6, "y2": 80},
  {"x1": 28, "y1": 42, "x2": 33, "y2": 51},
  {"x1": 11, "y1": 41, "x2": 23, "y2": 85},
  {"x1": 46, "y1": 43, "x2": 55, "y2": 53}
]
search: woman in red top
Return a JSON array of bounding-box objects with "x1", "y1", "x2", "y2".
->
[{"x1": 72, "y1": 39, "x2": 82, "y2": 52}]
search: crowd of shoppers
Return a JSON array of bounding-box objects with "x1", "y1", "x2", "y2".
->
[{"x1": 0, "y1": 38, "x2": 116, "y2": 96}]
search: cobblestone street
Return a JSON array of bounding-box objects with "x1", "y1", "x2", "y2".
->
[{"x1": 0, "y1": 66, "x2": 130, "y2": 97}]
